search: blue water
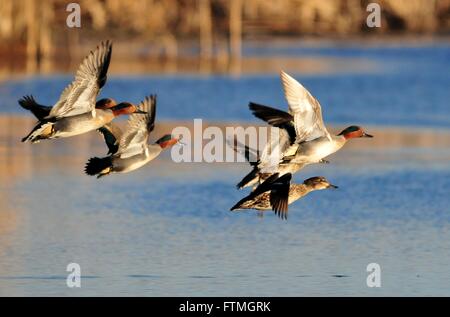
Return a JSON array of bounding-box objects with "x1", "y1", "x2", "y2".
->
[
  {"x1": 1, "y1": 42, "x2": 449, "y2": 128},
  {"x1": 1, "y1": 42, "x2": 450, "y2": 296},
  {"x1": 1, "y1": 152, "x2": 450, "y2": 296}
]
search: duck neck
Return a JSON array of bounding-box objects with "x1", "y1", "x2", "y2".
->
[
  {"x1": 335, "y1": 134, "x2": 349, "y2": 144},
  {"x1": 146, "y1": 144, "x2": 163, "y2": 160},
  {"x1": 292, "y1": 184, "x2": 312, "y2": 199},
  {"x1": 302, "y1": 184, "x2": 315, "y2": 194}
]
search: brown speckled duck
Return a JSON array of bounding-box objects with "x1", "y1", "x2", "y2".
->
[{"x1": 231, "y1": 173, "x2": 337, "y2": 220}]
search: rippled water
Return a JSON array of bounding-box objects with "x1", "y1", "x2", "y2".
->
[
  {"x1": 1, "y1": 152, "x2": 450, "y2": 296},
  {"x1": 0, "y1": 41, "x2": 450, "y2": 296}
]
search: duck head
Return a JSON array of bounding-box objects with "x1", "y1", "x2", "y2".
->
[
  {"x1": 338, "y1": 126, "x2": 373, "y2": 139},
  {"x1": 95, "y1": 98, "x2": 116, "y2": 109},
  {"x1": 111, "y1": 102, "x2": 147, "y2": 116},
  {"x1": 304, "y1": 176, "x2": 338, "y2": 190},
  {"x1": 156, "y1": 134, "x2": 180, "y2": 149}
]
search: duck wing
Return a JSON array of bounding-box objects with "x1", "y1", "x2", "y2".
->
[
  {"x1": 249, "y1": 173, "x2": 283, "y2": 196},
  {"x1": 18, "y1": 95, "x2": 52, "y2": 120},
  {"x1": 116, "y1": 95, "x2": 156, "y2": 159},
  {"x1": 98, "y1": 123, "x2": 122, "y2": 155},
  {"x1": 257, "y1": 127, "x2": 292, "y2": 174},
  {"x1": 226, "y1": 135, "x2": 259, "y2": 166},
  {"x1": 248, "y1": 102, "x2": 296, "y2": 144},
  {"x1": 249, "y1": 102, "x2": 297, "y2": 168},
  {"x1": 234, "y1": 173, "x2": 292, "y2": 218},
  {"x1": 267, "y1": 173, "x2": 292, "y2": 220},
  {"x1": 230, "y1": 173, "x2": 280, "y2": 211},
  {"x1": 47, "y1": 40, "x2": 112, "y2": 119},
  {"x1": 280, "y1": 70, "x2": 331, "y2": 142},
  {"x1": 249, "y1": 102, "x2": 293, "y2": 126}
]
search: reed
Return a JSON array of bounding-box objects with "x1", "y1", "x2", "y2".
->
[{"x1": 0, "y1": 0, "x2": 448, "y2": 75}]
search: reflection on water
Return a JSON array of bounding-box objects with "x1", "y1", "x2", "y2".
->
[{"x1": 0, "y1": 115, "x2": 450, "y2": 296}]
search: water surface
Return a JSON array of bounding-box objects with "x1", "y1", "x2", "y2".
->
[{"x1": 0, "y1": 41, "x2": 449, "y2": 296}]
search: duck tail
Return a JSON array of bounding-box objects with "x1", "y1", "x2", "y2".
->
[
  {"x1": 21, "y1": 121, "x2": 55, "y2": 143},
  {"x1": 18, "y1": 95, "x2": 51, "y2": 120},
  {"x1": 84, "y1": 157, "x2": 112, "y2": 178},
  {"x1": 236, "y1": 167, "x2": 259, "y2": 189},
  {"x1": 230, "y1": 197, "x2": 250, "y2": 211}
]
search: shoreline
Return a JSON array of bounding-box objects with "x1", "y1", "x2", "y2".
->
[{"x1": 2, "y1": 37, "x2": 448, "y2": 79}]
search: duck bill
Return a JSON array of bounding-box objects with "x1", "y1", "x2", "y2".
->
[
  {"x1": 362, "y1": 132, "x2": 373, "y2": 138},
  {"x1": 327, "y1": 184, "x2": 338, "y2": 189},
  {"x1": 174, "y1": 135, "x2": 185, "y2": 146}
]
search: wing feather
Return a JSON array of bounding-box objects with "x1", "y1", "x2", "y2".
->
[
  {"x1": 18, "y1": 95, "x2": 52, "y2": 120},
  {"x1": 98, "y1": 123, "x2": 122, "y2": 155},
  {"x1": 258, "y1": 127, "x2": 292, "y2": 173},
  {"x1": 48, "y1": 40, "x2": 113, "y2": 118},
  {"x1": 226, "y1": 135, "x2": 259, "y2": 165},
  {"x1": 270, "y1": 175, "x2": 291, "y2": 220},
  {"x1": 116, "y1": 95, "x2": 156, "y2": 158},
  {"x1": 280, "y1": 71, "x2": 330, "y2": 142},
  {"x1": 244, "y1": 173, "x2": 292, "y2": 219}
]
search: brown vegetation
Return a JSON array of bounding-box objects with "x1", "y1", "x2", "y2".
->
[{"x1": 0, "y1": 0, "x2": 449, "y2": 75}]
